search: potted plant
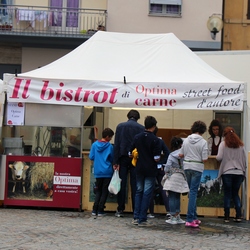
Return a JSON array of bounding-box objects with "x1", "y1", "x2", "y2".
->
[{"x1": 0, "y1": 22, "x2": 12, "y2": 31}]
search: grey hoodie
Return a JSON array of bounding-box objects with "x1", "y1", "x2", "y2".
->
[
  {"x1": 180, "y1": 134, "x2": 208, "y2": 172},
  {"x1": 164, "y1": 148, "x2": 183, "y2": 172}
]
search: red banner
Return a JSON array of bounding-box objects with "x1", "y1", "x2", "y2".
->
[{"x1": 4, "y1": 155, "x2": 82, "y2": 209}]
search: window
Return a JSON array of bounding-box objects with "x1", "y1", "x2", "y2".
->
[
  {"x1": 149, "y1": 0, "x2": 182, "y2": 17},
  {"x1": 214, "y1": 112, "x2": 242, "y2": 139},
  {"x1": 50, "y1": 0, "x2": 79, "y2": 28}
]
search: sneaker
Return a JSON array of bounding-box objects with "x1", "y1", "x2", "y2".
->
[
  {"x1": 138, "y1": 221, "x2": 149, "y2": 227},
  {"x1": 115, "y1": 210, "x2": 124, "y2": 217},
  {"x1": 176, "y1": 215, "x2": 186, "y2": 224},
  {"x1": 185, "y1": 221, "x2": 199, "y2": 228},
  {"x1": 224, "y1": 217, "x2": 230, "y2": 223},
  {"x1": 165, "y1": 216, "x2": 177, "y2": 225},
  {"x1": 166, "y1": 213, "x2": 171, "y2": 219},
  {"x1": 97, "y1": 211, "x2": 106, "y2": 217},
  {"x1": 91, "y1": 211, "x2": 97, "y2": 216},
  {"x1": 233, "y1": 217, "x2": 242, "y2": 222},
  {"x1": 132, "y1": 219, "x2": 138, "y2": 225},
  {"x1": 147, "y1": 213, "x2": 155, "y2": 218},
  {"x1": 193, "y1": 219, "x2": 201, "y2": 225}
]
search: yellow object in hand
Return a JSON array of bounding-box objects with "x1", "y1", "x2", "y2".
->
[{"x1": 132, "y1": 148, "x2": 138, "y2": 167}]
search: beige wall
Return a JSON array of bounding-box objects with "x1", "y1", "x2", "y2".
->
[
  {"x1": 15, "y1": 0, "x2": 49, "y2": 7},
  {"x1": 21, "y1": 47, "x2": 71, "y2": 73},
  {"x1": 82, "y1": 0, "x2": 107, "y2": 9},
  {"x1": 0, "y1": 44, "x2": 21, "y2": 64},
  {"x1": 15, "y1": 0, "x2": 107, "y2": 9},
  {"x1": 106, "y1": 0, "x2": 223, "y2": 42}
]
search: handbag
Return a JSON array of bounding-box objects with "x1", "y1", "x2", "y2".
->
[{"x1": 108, "y1": 170, "x2": 121, "y2": 195}]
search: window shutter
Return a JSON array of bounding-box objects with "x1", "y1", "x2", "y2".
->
[{"x1": 150, "y1": 0, "x2": 182, "y2": 5}]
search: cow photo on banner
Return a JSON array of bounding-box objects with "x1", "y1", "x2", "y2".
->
[{"x1": 7, "y1": 161, "x2": 54, "y2": 201}]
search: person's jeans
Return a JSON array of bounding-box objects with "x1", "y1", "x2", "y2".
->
[
  {"x1": 93, "y1": 178, "x2": 111, "y2": 212},
  {"x1": 184, "y1": 169, "x2": 202, "y2": 222},
  {"x1": 221, "y1": 174, "x2": 244, "y2": 218},
  {"x1": 168, "y1": 191, "x2": 181, "y2": 215},
  {"x1": 117, "y1": 156, "x2": 137, "y2": 212},
  {"x1": 134, "y1": 174, "x2": 155, "y2": 223}
]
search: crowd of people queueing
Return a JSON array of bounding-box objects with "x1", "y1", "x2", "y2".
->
[{"x1": 89, "y1": 110, "x2": 247, "y2": 228}]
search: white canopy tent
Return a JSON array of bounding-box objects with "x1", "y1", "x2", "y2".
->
[
  {"x1": 3, "y1": 31, "x2": 244, "y2": 110},
  {"x1": 1, "y1": 32, "x2": 249, "y2": 218}
]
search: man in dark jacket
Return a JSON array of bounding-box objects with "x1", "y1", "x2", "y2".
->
[
  {"x1": 113, "y1": 109, "x2": 144, "y2": 217},
  {"x1": 129, "y1": 116, "x2": 161, "y2": 226}
]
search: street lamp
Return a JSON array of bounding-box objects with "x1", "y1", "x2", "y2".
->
[{"x1": 207, "y1": 15, "x2": 223, "y2": 40}]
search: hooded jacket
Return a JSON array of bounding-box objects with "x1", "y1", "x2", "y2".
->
[
  {"x1": 180, "y1": 134, "x2": 208, "y2": 172},
  {"x1": 162, "y1": 149, "x2": 189, "y2": 194},
  {"x1": 89, "y1": 140, "x2": 114, "y2": 178},
  {"x1": 164, "y1": 148, "x2": 183, "y2": 172}
]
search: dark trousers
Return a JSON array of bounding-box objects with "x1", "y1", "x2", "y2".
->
[
  {"x1": 93, "y1": 178, "x2": 111, "y2": 212},
  {"x1": 221, "y1": 174, "x2": 244, "y2": 218},
  {"x1": 117, "y1": 156, "x2": 137, "y2": 212},
  {"x1": 149, "y1": 170, "x2": 169, "y2": 214}
]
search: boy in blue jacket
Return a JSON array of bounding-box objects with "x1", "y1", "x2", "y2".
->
[{"x1": 89, "y1": 128, "x2": 114, "y2": 216}]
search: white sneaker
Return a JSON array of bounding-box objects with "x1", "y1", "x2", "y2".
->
[
  {"x1": 165, "y1": 216, "x2": 177, "y2": 225},
  {"x1": 147, "y1": 213, "x2": 155, "y2": 218},
  {"x1": 176, "y1": 214, "x2": 185, "y2": 224}
]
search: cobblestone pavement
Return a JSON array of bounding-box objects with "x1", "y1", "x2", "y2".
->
[{"x1": 0, "y1": 208, "x2": 250, "y2": 250}]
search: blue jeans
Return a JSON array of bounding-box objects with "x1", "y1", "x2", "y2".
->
[
  {"x1": 184, "y1": 169, "x2": 202, "y2": 222},
  {"x1": 117, "y1": 156, "x2": 137, "y2": 212},
  {"x1": 134, "y1": 174, "x2": 155, "y2": 223},
  {"x1": 168, "y1": 191, "x2": 181, "y2": 215},
  {"x1": 221, "y1": 174, "x2": 244, "y2": 218}
]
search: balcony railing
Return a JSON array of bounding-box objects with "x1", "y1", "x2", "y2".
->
[{"x1": 0, "y1": 4, "x2": 107, "y2": 38}]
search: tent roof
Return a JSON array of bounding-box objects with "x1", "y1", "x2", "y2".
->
[
  {"x1": 19, "y1": 31, "x2": 236, "y2": 83},
  {"x1": 4, "y1": 32, "x2": 244, "y2": 110}
]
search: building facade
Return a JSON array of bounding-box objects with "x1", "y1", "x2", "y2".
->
[
  {"x1": 0, "y1": 0, "x2": 107, "y2": 77},
  {"x1": 106, "y1": 0, "x2": 223, "y2": 51},
  {"x1": 0, "y1": 0, "x2": 225, "y2": 79}
]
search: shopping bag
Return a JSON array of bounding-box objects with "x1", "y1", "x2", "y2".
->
[{"x1": 108, "y1": 170, "x2": 121, "y2": 195}]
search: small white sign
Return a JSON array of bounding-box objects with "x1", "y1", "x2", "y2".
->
[{"x1": 6, "y1": 102, "x2": 25, "y2": 125}]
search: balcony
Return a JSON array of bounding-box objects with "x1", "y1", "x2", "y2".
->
[{"x1": 0, "y1": 4, "x2": 107, "y2": 48}]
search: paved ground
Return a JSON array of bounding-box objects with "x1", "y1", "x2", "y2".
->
[{"x1": 0, "y1": 208, "x2": 250, "y2": 250}]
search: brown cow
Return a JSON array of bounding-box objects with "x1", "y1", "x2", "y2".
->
[{"x1": 9, "y1": 161, "x2": 29, "y2": 193}]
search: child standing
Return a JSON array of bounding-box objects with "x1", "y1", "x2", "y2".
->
[
  {"x1": 163, "y1": 137, "x2": 188, "y2": 224},
  {"x1": 89, "y1": 128, "x2": 114, "y2": 216}
]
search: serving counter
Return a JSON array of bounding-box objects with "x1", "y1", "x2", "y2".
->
[{"x1": 82, "y1": 153, "x2": 238, "y2": 217}]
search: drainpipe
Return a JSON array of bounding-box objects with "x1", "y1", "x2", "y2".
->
[{"x1": 221, "y1": 0, "x2": 225, "y2": 51}]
